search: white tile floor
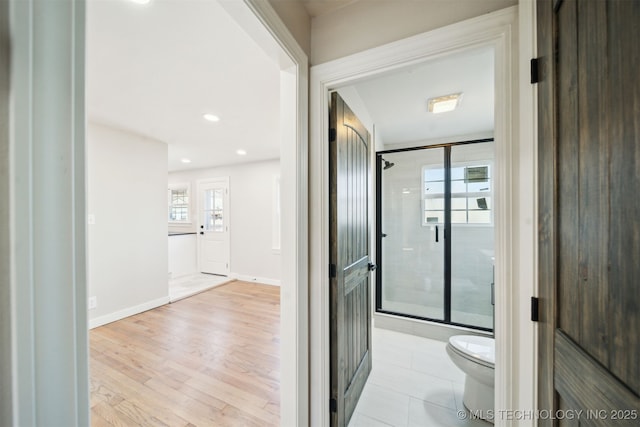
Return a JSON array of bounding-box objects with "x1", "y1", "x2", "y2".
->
[
  {"x1": 349, "y1": 328, "x2": 492, "y2": 427},
  {"x1": 168, "y1": 273, "x2": 233, "y2": 302}
]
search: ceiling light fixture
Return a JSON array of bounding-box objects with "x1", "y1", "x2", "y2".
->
[
  {"x1": 427, "y1": 93, "x2": 462, "y2": 114},
  {"x1": 130, "y1": 0, "x2": 151, "y2": 5},
  {"x1": 236, "y1": 149, "x2": 247, "y2": 156},
  {"x1": 203, "y1": 113, "x2": 220, "y2": 122},
  {"x1": 181, "y1": 158, "x2": 191, "y2": 164}
]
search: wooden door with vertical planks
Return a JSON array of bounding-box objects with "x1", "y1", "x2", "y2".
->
[
  {"x1": 537, "y1": 0, "x2": 640, "y2": 425},
  {"x1": 329, "y1": 92, "x2": 373, "y2": 426}
]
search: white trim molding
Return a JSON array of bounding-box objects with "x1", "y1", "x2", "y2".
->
[
  {"x1": 516, "y1": 1, "x2": 538, "y2": 425},
  {"x1": 310, "y1": 6, "x2": 528, "y2": 426},
  {"x1": 224, "y1": 1, "x2": 310, "y2": 425},
  {"x1": 9, "y1": 0, "x2": 89, "y2": 425}
]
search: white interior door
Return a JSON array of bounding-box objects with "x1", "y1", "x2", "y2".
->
[{"x1": 198, "y1": 178, "x2": 230, "y2": 275}]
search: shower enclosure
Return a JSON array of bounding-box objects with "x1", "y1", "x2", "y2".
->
[{"x1": 375, "y1": 139, "x2": 495, "y2": 331}]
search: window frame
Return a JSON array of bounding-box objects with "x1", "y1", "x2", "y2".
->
[
  {"x1": 168, "y1": 183, "x2": 192, "y2": 224},
  {"x1": 421, "y1": 160, "x2": 494, "y2": 227}
]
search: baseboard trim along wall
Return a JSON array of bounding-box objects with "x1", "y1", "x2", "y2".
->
[
  {"x1": 229, "y1": 273, "x2": 281, "y2": 287},
  {"x1": 89, "y1": 296, "x2": 170, "y2": 329}
]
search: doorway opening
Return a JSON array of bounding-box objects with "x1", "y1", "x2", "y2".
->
[
  {"x1": 85, "y1": 0, "x2": 307, "y2": 424},
  {"x1": 310, "y1": 8, "x2": 518, "y2": 424}
]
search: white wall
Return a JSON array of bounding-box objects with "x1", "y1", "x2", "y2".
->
[
  {"x1": 87, "y1": 122, "x2": 169, "y2": 326},
  {"x1": 267, "y1": 0, "x2": 311, "y2": 57},
  {"x1": 310, "y1": 0, "x2": 517, "y2": 65},
  {"x1": 169, "y1": 159, "x2": 281, "y2": 284},
  {"x1": 0, "y1": 1, "x2": 11, "y2": 422}
]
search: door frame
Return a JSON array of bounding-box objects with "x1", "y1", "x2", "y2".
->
[
  {"x1": 196, "y1": 177, "x2": 230, "y2": 276},
  {"x1": 310, "y1": 5, "x2": 537, "y2": 426},
  {"x1": 7, "y1": 0, "x2": 309, "y2": 425}
]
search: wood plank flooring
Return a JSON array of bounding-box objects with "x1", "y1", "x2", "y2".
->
[{"x1": 89, "y1": 281, "x2": 280, "y2": 427}]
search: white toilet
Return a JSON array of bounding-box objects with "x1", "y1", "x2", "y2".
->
[{"x1": 446, "y1": 335, "x2": 495, "y2": 422}]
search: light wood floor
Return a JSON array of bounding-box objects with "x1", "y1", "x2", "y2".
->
[{"x1": 89, "y1": 281, "x2": 280, "y2": 427}]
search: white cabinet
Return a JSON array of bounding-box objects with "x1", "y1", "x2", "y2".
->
[{"x1": 168, "y1": 233, "x2": 197, "y2": 278}]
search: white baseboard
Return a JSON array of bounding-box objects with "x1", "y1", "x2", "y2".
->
[
  {"x1": 89, "y1": 296, "x2": 170, "y2": 329},
  {"x1": 229, "y1": 273, "x2": 280, "y2": 287}
]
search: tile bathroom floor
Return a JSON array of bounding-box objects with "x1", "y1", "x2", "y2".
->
[{"x1": 349, "y1": 327, "x2": 492, "y2": 427}]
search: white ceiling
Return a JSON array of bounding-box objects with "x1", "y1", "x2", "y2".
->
[
  {"x1": 347, "y1": 46, "x2": 495, "y2": 145},
  {"x1": 86, "y1": 0, "x2": 282, "y2": 172},
  {"x1": 87, "y1": 1, "x2": 494, "y2": 171}
]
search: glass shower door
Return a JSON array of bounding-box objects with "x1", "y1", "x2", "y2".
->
[
  {"x1": 376, "y1": 139, "x2": 495, "y2": 331},
  {"x1": 450, "y1": 142, "x2": 495, "y2": 329},
  {"x1": 378, "y1": 148, "x2": 445, "y2": 320}
]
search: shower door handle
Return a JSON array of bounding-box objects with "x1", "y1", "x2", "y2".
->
[{"x1": 435, "y1": 225, "x2": 439, "y2": 243}]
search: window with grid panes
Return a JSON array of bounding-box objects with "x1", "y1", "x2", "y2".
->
[
  {"x1": 168, "y1": 185, "x2": 190, "y2": 223},
  {"x1": 422, "y1": 164, "x2": 492, "y2": 225}
]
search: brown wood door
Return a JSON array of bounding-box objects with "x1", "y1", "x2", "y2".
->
[
  {"x1": 329, "y1": 92, "x2": 372, "y2": 426},
  {"x1": 538, "y1": 0, "x2": 640, "y2": 425}
]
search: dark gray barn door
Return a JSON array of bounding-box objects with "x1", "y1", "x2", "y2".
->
[
  {"x1": 538, "y1": 0, "x2": 640, "y2": 425},
  {"x1": 329, "y1": 92, "x2": 372, "y2": 426}
]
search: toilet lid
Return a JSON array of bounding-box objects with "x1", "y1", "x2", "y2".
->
[{"x1": 449, "y1": 335, "x2": 495, "y2": 365}]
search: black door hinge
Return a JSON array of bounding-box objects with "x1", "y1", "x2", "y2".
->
[
  {"x1": 329, "y1": 128, "x2": 337, "y2": 142},
  {"x1": 330, "y1": 263, "x2": 337, "y2": 278},
  {"x1": 530, "y1": 58, "x2": 541, "y2": 84},
  {"x1": 368, "y1": 263, "x2": 377, "y2": 271},
  {"x1": 531, "y1": 296, "x2": 540, "y2": 322},
  {"x1": 330, "y1": 398, "x2": 337, "y2": 413}
]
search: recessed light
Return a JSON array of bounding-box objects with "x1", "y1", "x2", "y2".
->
[
  {"x1": 427, "y1": 93, "x2": 462, "y2": 114},
  {"x1": 203, "y1": 113, "x2": 220, "y2": 122},
  {"x1": 181, "y1": 158, "x2": 191, "y2": 164},
  {"x1": 130, "y1": 0, "x2": 151, "y2": 5},
  {"x1": 236, "y1": 149, "x2": 247, "y2": 156}
]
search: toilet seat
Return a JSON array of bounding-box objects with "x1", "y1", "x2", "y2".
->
[{"x1": 448, "y1": 335, "x2": 495, "y2": 368}]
